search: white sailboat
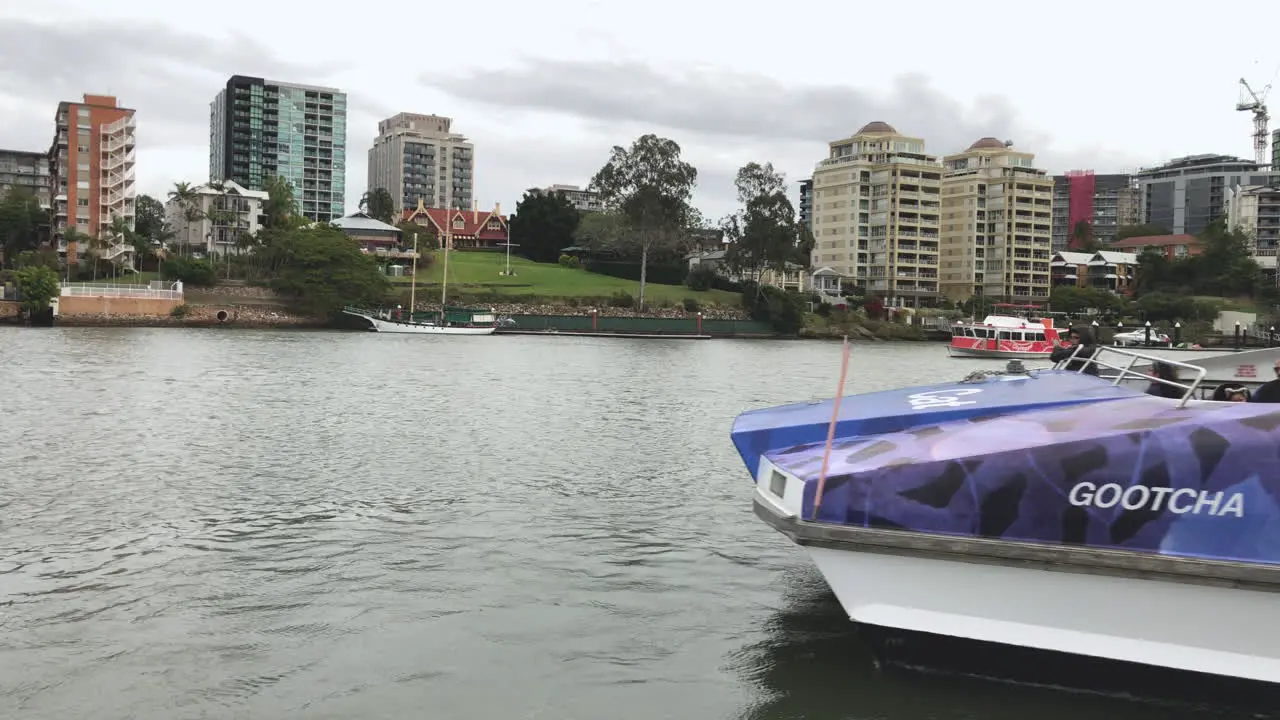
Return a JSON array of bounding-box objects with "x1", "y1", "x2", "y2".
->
[{"x1": 344, "y1": 230, "x2": 497, "y2": 335}]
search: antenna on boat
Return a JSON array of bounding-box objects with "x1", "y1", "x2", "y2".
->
[{"x1": 812, "y1": 336, "x2": 851, "y2": 521}]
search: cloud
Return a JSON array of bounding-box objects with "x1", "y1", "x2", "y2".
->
[
  {"x1": 0, "y1": 18, "x2": 340, "y2": 150},
  {"x1": 419, "y1": 59, "x2": 1148, "y2": 176}
]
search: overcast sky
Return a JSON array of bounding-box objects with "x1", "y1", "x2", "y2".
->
[{"x1": 1, "y1": 0, "x2": 1278, "y2": 220}]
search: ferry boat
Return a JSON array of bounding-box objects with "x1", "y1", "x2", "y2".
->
[
  {"x1": 947, "y1": 304, "x2": 1062, "y2": 359},
  {"x1": 731, "y1": 344, "x2": 1280, "y2": 686}
]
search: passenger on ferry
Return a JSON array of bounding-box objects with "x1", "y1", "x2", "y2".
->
[
  {"x1": 1250, "y1": 360, "x2": 1280, "y2": 403},
  {"x1": 1145, "y1": 362, "x2": 1183, "y2": 398},
  {"x1": 1212, "y1": 384, "x2": 1251, "y2": 402},
  {"x1": 1049, "y1": 326, "x2": 1100, "y2": 375}
]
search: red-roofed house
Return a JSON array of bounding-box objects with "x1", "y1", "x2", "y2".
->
[
  {"x1": 400, "y1": 198, "x2": 509, "y2": 250},
  {"x1": 1108, "y1": 233, "x2": 1200, "y2": 260}
]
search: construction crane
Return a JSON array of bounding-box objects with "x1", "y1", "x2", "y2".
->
[{"x1": 1237, "y1": 78, "x2": 1272, "y2": 165}]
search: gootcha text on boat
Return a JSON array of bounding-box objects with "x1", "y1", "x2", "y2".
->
[{"x1": 731, "y1": 342, "x2": 1280, "y2": 693}]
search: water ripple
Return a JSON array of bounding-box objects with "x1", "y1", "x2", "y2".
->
[{"x1": 0, "y1": 328, "x2": 1243, "y2": 719}]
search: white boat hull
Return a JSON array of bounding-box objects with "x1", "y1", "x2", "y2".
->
[
  {"x1": 804, "y1": 541, "x2": 1280, "y2": 684},
  {"x1": 349, "y1": 311, "x2": 496, "y2": 335}
]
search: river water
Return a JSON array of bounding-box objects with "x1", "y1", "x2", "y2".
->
[{"x1": 0, "y1": 328, "x2": 1262, "y2": 719}]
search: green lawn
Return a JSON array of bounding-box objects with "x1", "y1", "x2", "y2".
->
[{"x1": 392, "y1": 251, "x2": 740, "y2": 305}]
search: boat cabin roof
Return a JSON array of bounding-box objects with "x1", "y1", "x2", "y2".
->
[{"x1": 956, "y1": 314, "x2": 1050, "y2": 329}]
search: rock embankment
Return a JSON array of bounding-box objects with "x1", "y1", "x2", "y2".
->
[{"x1": 55, "y1": 305, "x2": 324, "y2": 328}]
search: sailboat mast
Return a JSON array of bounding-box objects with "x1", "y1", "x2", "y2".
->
[
  {"x1": 409, "y1": 232, "x2": 418, "y2": 317},
  {"x1": 441, "y1": 223, "x2": 450, "y2": 308}
]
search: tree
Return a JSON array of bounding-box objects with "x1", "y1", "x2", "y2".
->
[
  {"x1": 134, "y1": 194, "x2": 171, "y2": 269},
  {"x1": 267, "y1": 224, "x2": 391, "y2": 315},
  {"x1": 722, "y1": 161, "x2": 801, "y2": 282},
  {"x1": 62, "y1": 226, "x2": 87, "y2": 279},
  {"x1": 262, "y1": 175, "x2": 303, "y2": 231},
  {"x1": 15, "y1": 264, "x2": 59, "y2": 319},
  {"x1": 572, "y1": 211, "x2": 625, "y2": 253},
  {"x1": 509, "y1": 188, "x2": 581, "y2": 263},
  {"x1": 1069, "y1": 220, "x2": 1100, "y2": 252},
  {"x1": 359, "y1": 187, "x2": 396, "y2": 224},
  {"x1": 396, "y1": 220, "x2": 438, "y2": 250},
  {"x1": 0, "y1": 187, "x2": 47, "y2": 269},
  {"x1": 589, "y1": 134, "x2": 698, "y2": 309},
  {"x1": 166, "y1": 181, "x2": 202, "y2": 255}
]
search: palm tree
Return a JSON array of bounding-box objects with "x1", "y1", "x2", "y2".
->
[
  {"x1": 105, "y1": 214, "x2": 135, "y2": 281},
  {"x1": 166, "y1": 182, "x2": 200, "y2": 256}
]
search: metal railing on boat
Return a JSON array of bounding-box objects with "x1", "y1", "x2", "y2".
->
[{"x1": 1054, "y1": 344, "x2": 1207, "y2": 408}]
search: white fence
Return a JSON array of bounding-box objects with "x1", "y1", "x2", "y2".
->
[{"x1": 61, "y1": 283, "x2": 184, "y2": 300}]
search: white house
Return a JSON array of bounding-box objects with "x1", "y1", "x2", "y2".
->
[{"x1": 164, "y1": 180, "x2": 269, "y2": 256}]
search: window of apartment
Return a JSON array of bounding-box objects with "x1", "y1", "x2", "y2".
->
[
  {"x1": 77, "y1": 108, "x2": 90, "y2": 118},
  {"x1": 77, "y1": 180, "x2": 89, "y2": 190},
  {"x1": 76, "y1": 217, "x2": 88, "y2": 226},
  {"x1": 77, "y1": 198, "x2": 88, "y2": 207},
  {"x1": 77, "y1": 162, "x2": 90, "y2": 171},
  {"x1": 77, "y1": 170, "x2": 89, "y2": 182},
  {"x1": 77, "y1": 145, "x2": 90, "y2": 154}
]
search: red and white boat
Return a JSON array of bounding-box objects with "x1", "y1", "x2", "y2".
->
[{"x1": 947, "y1": 305, "x2": 1062, "y2": 359}]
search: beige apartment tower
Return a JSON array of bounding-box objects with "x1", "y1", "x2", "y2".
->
[
  {"x1": 939, "y1": 139, "x2": 1054, "y2": 302},
  {"x1": 367, "y1": 113, "x2": 474, "y2": 214},
  {"x1": 810, "y1": 121, "x2": 942, "y2": 307}
]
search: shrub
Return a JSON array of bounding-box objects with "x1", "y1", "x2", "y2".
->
[
  {"x1": 161, "y1": 257, "x2": 217, "y2": 286},
  {"x1": 170, "y1": 303, "x2": 191, "y2": 318},
  {"x1": 608, "y1": 291, "x2": 635, "y2": 308},
  {"x1": 682, "y1": 297, "x2": 700, "y2": 312},
  {"x1": 558, "y1": 254, "x2": 581, "y2": 268}
]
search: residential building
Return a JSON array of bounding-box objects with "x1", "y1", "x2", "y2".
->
[
  {"x1": 163, "y1": 181, "x2": 268, "y2": 255},
  {"x1": 541, "y1": 184, "x2": 601, "y2": 213},
  {"x1": 332, "y1": 212, "x2": 420, "y2": 264},
  {"x1": 1087, "y1": 250, "x2": 1139, "y2": 294},
  {"x1": 1050, "y1": 251, "x2": 1093, "y2": 288},
  {"x1": 808, "y1": 266, "x2": 845, "y2": 298},
  {"x1": 810, "y1": 121, "x2": 942, "y2": 306},
  {"x1": 1109, "y1": 233, "x2": 1201, "y2": 260},
  {"x1": 1273, "y1": 129, "x2": 1280, "y2": 171},
  {"x1": 684, "y1": 249, "x2": 805, "y2": 292},
  {"x1": 685, "y1": 227, "x2": 724, "y2": 254},
  {"x1": 1226, "y1": 183, "x2": 1280, "y2": 255},
  {"x1": 1134, "y1": 154, "x2": 1274, "y2": 235},
  {"x1": 401, "y1": 199, "x2": 507, "y2": 250},
  {"x1": 48, "y1": 94, "x2": 136, "y2": 265},
  {"x1": 367, "y1": 113, "x2": 473, "y2": 215},
  {"x1": 0, "y1": 149, "x2": 51, "y2": 207},
  {"x1": 798, "y1": 178, "x2": 813, "y2": 231},
  {"x1": 939, "y1": 138, "x2": 1053, "y2": 303},
  {"x1": 210, "y1": 75, "x2": 347, "y2": 222},
  {"x1": 1050, "y1": 172, "x2": 1140, "y2": 250}
]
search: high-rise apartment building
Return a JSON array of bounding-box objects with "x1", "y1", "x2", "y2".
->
[
  {"x1": 939, "y1": 139, "x2": 1053, "y2": 302},
  {"x1": 47, "y1": 94, "x2": 136, "y2": 263},
  {"x1": 540, "y1": 184, "x2": 601, "y2": 212},
  {"x1": 1226, "y1": 183, "x2": 1280, "y2": 255},
  {"x1": 210, "y1": 75, "x2": 347, "y2": 223},
  {"x1": 0, "y1": 149, "x2": 51, "y2": 207},
  {"x1": 1050, "y1": 172, "x2": 1140, "y2": 250},
  {"x1": 367, "y1": 113, "x2": 474, "y2": 214},
  {"x1": 1135, "y1": 154, "x2": 1273, "y2": 236},
  {"x1": 798, "y1": 178, "x2": 813, "y2": 231},
  {"x1": 810, "y1": 121, "x2": 942, "y2": 307}
]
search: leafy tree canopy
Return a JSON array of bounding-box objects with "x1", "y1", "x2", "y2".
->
[
  {"x1": 15, "y1": 264, "x2": 59, "y2": 315},
  {"x1": 722, "y1": 162, "x2": 800, "y2": 280},
  {"x1": 359, "y1": 187, "x2": 396, "y2": 225},
  {"x1": 510, "y1": 188, "x2": 581, "y2": 263},
  {"x1": 267, "y1": 224, "x2": 391, "y2": 316},
  {"x1": 0, "y1": 187, "x2": 47, "y2": 269},
  {"x1": 1135, "y1": 218, "x2": 1274, "y2": 302},
  {"x1": 590, "y1": 134, "x2": 697, "y2": 308},
  {"x1": 1114, "y1": 223, "x2": 1171, "y2": 242}
]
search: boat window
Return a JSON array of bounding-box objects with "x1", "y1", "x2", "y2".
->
[{"x1": 1028, "y1": 332, "x2": 1044, "y2": 341}]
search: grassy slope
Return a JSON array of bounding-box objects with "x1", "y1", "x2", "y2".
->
[{"x1": 393, "y1": 251, "x2": 740, "y2": 305}]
